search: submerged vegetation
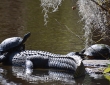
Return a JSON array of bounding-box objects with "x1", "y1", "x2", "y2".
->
[{"x1": 40, "y1": 0, "x2": 110, "y2": 48}]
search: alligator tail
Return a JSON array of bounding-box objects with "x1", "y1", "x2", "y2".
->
[{"x1": 73, "y1": 62, "x2": 85, "y2": 78}]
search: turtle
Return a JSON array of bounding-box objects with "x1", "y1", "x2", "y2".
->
[
  {"x1": 0, "y1": 32, "x2": 31, "y2": 54},
  {"x1": 82, "y1": 44, "x2": 110, "y2": 59}
]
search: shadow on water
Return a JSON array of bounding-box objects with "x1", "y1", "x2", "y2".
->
[
  {"x1": 0, "y1": 65, "x2": 85, "y2": 85},
  {"x1": 0, "y1": 0, "x2": 109, "y2": 85},
  {"x1": 0, "y1": 65, "x2": 109, "y2": 85}
]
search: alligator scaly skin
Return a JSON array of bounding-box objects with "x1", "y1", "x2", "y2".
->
[{"x1": 2, "y1": 50, "x2": 81, "y2": 71}]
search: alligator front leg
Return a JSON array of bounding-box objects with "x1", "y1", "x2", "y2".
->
[
  {"x1": 25, "y1": 60, "x2": 33, "y2": 75},
  {"x1": 25, "y1": 57, "x2": 49, "y2": 74}
]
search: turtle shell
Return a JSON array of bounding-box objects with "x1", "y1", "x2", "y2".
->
[
  {"x1": 84, "y1": 44, "x2": 110, "y2": 58},
  {"x1": 0, "y1": 37, "x2": 23, "y2": 52},
  {"x1": 0, "y1": 32, "x2": 31, "y2": 52}
]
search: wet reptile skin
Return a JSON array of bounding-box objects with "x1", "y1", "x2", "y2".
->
[{"x1": 1, "y1": 50, "x2": 79, "y2": 71}]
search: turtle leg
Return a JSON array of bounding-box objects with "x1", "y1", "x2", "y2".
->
[
  {"x1": 25, "y1": 60, "x2": 33, "y2": 75},
  {"x1": 0, "y1": 54, "x2": 7, "y2": 63}
]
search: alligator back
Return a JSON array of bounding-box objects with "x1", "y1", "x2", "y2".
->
[
  {"x1": 3, "y1": 50, "x2": 84, "y2": 73},
  {"x1": 6, "y1": 50, "x2": 50, "y2": 67}
]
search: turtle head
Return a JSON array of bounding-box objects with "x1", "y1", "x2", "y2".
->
[
  {"x1": 22, "y1": 32, "x2": 31, "y2": 44},
  {"x1": 16, "y1": 32, "x2": 31, "y2": 51}
]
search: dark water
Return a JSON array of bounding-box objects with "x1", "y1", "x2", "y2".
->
[
  {"x1": 0, "y1": 0, "x2": 84, "y2": 54},
  {"x1": 0, "y1": 0, "x2": 109, "y2": 85}
]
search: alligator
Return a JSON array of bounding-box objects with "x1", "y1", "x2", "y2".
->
[
  {"x1": 0, "y1": 50, "x2": 85, "y2": 78},
  {"x1": 0, "y1": 32, "x2": 85, "y2": 78}
]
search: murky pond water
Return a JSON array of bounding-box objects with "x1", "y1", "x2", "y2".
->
[{"x1": 0, "y1": 0, "x2": 109, "y2": 85}]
